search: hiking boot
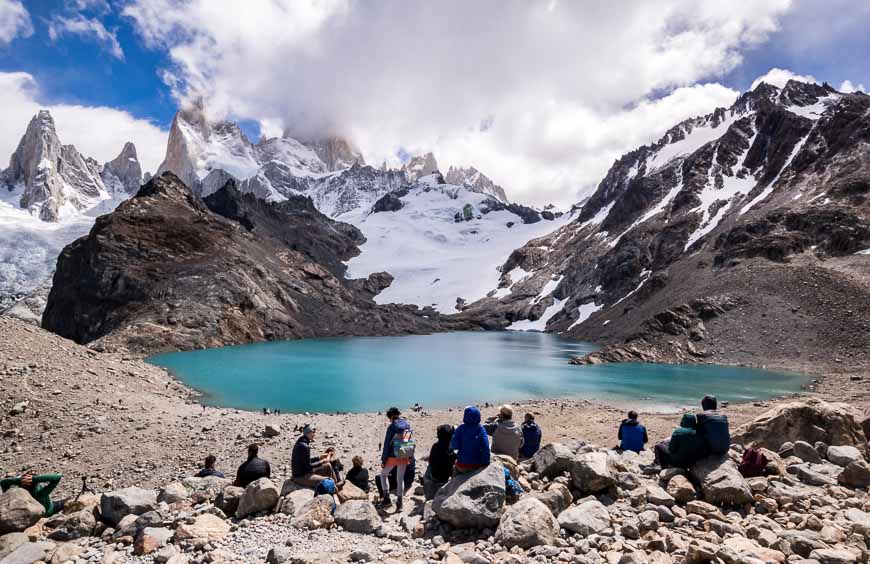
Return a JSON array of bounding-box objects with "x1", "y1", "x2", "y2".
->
[
  {"x1": 395, "y1": 499, "x2": 403, "y2": 511},
  {"x1": 378, "y1": 495, "x2": 392, "y2": 508}
]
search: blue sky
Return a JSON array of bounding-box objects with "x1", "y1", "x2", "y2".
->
[{"x1": 1, "y1": 0, "x2": 868, "y2": 204}]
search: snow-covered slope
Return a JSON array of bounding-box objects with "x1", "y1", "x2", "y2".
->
[
  {"x1": 345, "y1": 175, "x2": 569, "y2": 312},
  {"x1": 445, "y1": 165, "x2": 509, "y2": 203},
  {"x1": 0, "y1": 111, "x2": 142, "y2": 308}
]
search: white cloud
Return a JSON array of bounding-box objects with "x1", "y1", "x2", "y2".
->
[
  {"x1": 751, "y1": 67, "x2": 818, "y2": 90},
  {"x1": 0, "y1": 0, "x2": 32, "y2": 44},
  {"x1": 839, "y1": 80, "x2": 866, "y2": 93},
  {"x1": 48, "y1": 15, "x2": 125, "y2": 59},
  {"x1": 124, "y1": 0, "x2": 794, "y2": 206},
  {"x1": 0, "y1": 72, "x2": 167, "y2": 174}
]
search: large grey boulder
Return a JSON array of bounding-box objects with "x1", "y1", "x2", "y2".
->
[
  {"x1": 530, "y1": 443, "x2": 575, "y2": 478},
  {"x1": 571, "y1": 451, "x2": 614, "y2": 493},
  {"x1": 827, "y1": 445, "x2": 864, "y2": 467},
  {"x1": 733, "y1": 399, "x2": 866, "y2": 450},
  {"x1": 46, "y1": 508, "x2": 96, "y2": 541},
  {"x1": 291, "y1": 495, "x2": 336, "y2": 530},
  {"x1": 236, "y1": 478, "x2": 279, "y2": 519},
  {"x1": 157, "y1": 482, "x2": 190, "y2": 504},
  {"x1": 334, "y1": 500, "x2": 380, "y2": 534},
  {"x1": 690, "y1": 455, "x2": 752, "y2": 506},
  {"x1": 788, "y1": 462, "x2": 842, "y2": 486},
  {"x1": 215, "y1": 485, "x2": 245, "y2": 516},
  {"x1": 530, "y1": 483, "x2": 572, "y2": 516},
  {"x1": 100, "y1": 486, "x2": 158, "y2": 527},
  {"x1": 277, "y1": 488, "x2": 315, "y2": 516},
  {"x1": 0, "y1": 488, "x2": 44, "y2": 534},
  {"x1": 0, "y1": 532, "x2": 29, "y2": 560},
  {"x1": 0, "y1": 540, "x2": 55, "y2": 564},
  {"x1": 557, "y1": 499, "x2": 611, "y2": 536},
  {"x1": 494, "y1": 497, "x2": 559, "y2": 549},
  {"x1": 838, "y1": 460, "x2": 870, "y2": 489},
  {"x1": 432, "y1": 463, "x2": 506, "y2": 529},
  {"x1": 666, "y1": 474, "x2": 696, "y2": 504},
  {"x1": 181, "y1": 476, "x2": 231, "y2": 500},
  {"x1": 793, "y1": 441, "x2": 823, "y2": 463}
]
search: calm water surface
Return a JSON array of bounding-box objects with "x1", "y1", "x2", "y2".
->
[{"x1": 147, "y1": 331, "x2": 807, "y2": 413}]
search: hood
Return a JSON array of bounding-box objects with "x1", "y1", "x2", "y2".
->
[
  {"x1": 680, "y1": 414, "x2": 697, "y2": 429},
  {"x1": 463, "y1": 406, "x2": 481, "y2": 426},
  {"x1": 621, "y1": 419, "x2": 641, "y2": 427}
]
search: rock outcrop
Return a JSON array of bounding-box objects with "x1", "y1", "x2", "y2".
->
[
  {"x1": 41, "y1": 173, "x2": 476, "y2": 353},
  {"x1": 733, "y1": 399, "x2": 867, "y2": 450},
  {"x1": 432, "y1": 462, "x2": 506, "y2": 529}
]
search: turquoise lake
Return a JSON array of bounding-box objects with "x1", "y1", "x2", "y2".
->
[{"x1": 147, "y1": 331, "x2": 808, "y2": 413}]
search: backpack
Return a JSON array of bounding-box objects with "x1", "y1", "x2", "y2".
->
[
  {"x1": 392, "y1": 429, "x2": 416, "y2": 459},
  {"x1": 315, "y1": 478, "x2": 336, "y2": 495},
  {"x1": 738, "y1": 447, "x2": 769, "y2": 478},
  {"x1": 503, "y1": 467, "x2": 523, "y2": 499}
]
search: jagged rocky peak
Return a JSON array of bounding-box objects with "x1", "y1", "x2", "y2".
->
[
  {"x1": 446, "y1": 165, "x2": 509, "y2": 203},
  {"x1": 403, "y1": 152, "x2": 439, "y2": 181},
  {"x1": 0, "y1": 109, "x2": 108, "y2": 222},
  {"x1": 291, "y1": 134, "x2": 365, "y2": 171},
  {"x1": 101, "y1": 141, "x2": 142, "y2": 195}
]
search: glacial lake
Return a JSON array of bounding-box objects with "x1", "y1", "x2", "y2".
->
[{"x1": 147, "y1": 331, "x2": 808, "y2": 413}]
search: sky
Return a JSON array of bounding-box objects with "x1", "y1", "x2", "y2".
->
[{"x1": 0, "y1": 0, "x2": 867, "y2": 207}]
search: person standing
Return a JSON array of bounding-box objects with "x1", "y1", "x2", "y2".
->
[
  {"x1": 520, "y1": 413, "x2": 542, "y2": 460},
  {"x1": 379, "y1": 407, "x2": 413, "y2": 510}
]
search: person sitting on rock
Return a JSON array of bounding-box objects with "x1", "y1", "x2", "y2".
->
[
  {"x1": 346, "y1": 455, "x2": 370, "y2": 492},
  {"x1": 234, "y1": 444, "x2": 271, "y2": 488},
  {"x1": 424, "y1": 424, "x2": 456, "y2": 500},
  {"x1": 656, "y1": 413, "x2": 707, "y2": 469},
  {"x1": 520, "y1": 413, "x2": 542, "y2": 460},
  {"x1": 379, "y1": 407, "x2": 414, "y2": 510},
  {"x1": 451, "y1": 405, "x2": 491, "y2": 473},
  {"x1": 617, "y1": 411, "x2": 649, "y2": 453},
  {"x1": 291, "y1": 425, "x2": 337, "y2": 489},
  {"x1": 0, "y1": 471, "x2": 64, "y2": 517},
  {"x1": 694, "y1": 395, "x2": 730, "y2": 456},
  {"x1": 485, "y1": 404, "x2": 524, "y2": 461},
  {"x1": 195, "y1": 454, "x2": 225, "y2": 479}
]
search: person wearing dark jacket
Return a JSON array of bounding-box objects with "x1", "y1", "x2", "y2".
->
[
  {"x1": 520, "y1": 413, "x2": 542, "y2": 459},
  {"x1": 379, "y1": 407, "x2": 413, "y2": 509},
  {"x1": 0, "y1": 472, "x2": 64, "y2": 516},
  {"x1": 451, "y1": 406, "x2": 490, "y2": 473},
  {"x1": 346, "y1": 455, "x2": 370, "y2": 492},
  {"x1": 291, "y1": 425, "x2": 336, "y2": 488},
  {"x1": 424, "y1": 424, "x2": 456, "y2": 499},
  {"x1": 694, "y1": 395, "x2": 730, "y2": 455},
  {"x1": 618, "y1": 411, "x2": 649, "y2": 453},
  {"x1": 664, "y1": 413, "x2": 708, "y2": 468},
  {"x1": 235, "y1": 444, "x2": 271, "y2": 488},
  {"x1": 196, "y1": 454, "x2": 225, "y2": 478}
]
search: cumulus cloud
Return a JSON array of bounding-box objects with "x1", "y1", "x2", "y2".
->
[
  {"x1": 48, "y1": 14, "x2": 125, "y2": 59},
  {"x1": 751, "y1": 67, "x2": 818, "y2": 89},
  {"x1": 124, "y1": 0, "x2": 794, "y2": 205},
  {"x1": 839, "y1": 80, "x2": 866, "y2": 93},
  {"x1": 0, "y1": 72, "x2": 167, "y2": 173},
  {"x1": 0, "y1": 0, "x2": 32, "y2": 44}
]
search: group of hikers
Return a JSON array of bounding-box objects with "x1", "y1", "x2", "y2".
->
[{"x1": 2, "y1": 396, "x2": 729, "y2": 518}]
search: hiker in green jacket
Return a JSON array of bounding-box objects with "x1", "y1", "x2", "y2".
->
[{"x1": 0, "y1": 472, "x2": 64, "y2": 516}]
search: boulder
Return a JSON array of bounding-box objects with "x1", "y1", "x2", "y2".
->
[
  {"x1": 666, "y1": 474, "x2": 696, "y2": 504},
  {"x1": 0, "y1": 540, "x2": 55, "y2": 564},
  {"x1": 100, "y1": 486, "x2": 158, "y2": 527},
  {"x1": 557, "y1": 499, "x2": 611, "y2": 536},
  {"x1": 690, "y1": 455, "x2": 752, "y2": 506},
  {"x1": 158, "y1": 482, "x2": 190, "y2": 504},
  {"x1": 215, "y1": 485, "x2": 244, "y2": 516},
  {"x1": 644, "y1": 484, "x2": 675, "y2": 507},
  {"x1": 291, "y1": 494, "x2": 336, "y2": 530},
  {"x1": 793, "y1": 440, "x2": 823, "y2": 463},
  {"x1": 334, "y1": 500, "x2": 380, "y2": 534},
  {"x1": 264, "y1": 424, "x2": 280, "y2": 438},
  {"x1": 530, "y1": 483, "x2": 572, "y2": 516},
  {"x1": 236, "y1": 478, "x2": 279, "y2": 518},
  {"x1": 336, "y1": 481, "x2": 368, "y2": 503},
  {"x1": 570, "y1": 451, "x2": 614, "y2": 493},
  {"x1": 174, "y1": 513, "x2": 231, "y2": 543},
  {"x1": 494, "y1": 497, "x2": 559, "y2": 549},
  {"x1": 838, "y1": 460, "x2": 870, "y2": 488},
  {"x1": 49, "y1": 542, "x2": 86, "y2": 564},
  {"x1": 788, "y1": 462, "x2": 842, "y2": 486},
  {"x1": 267, "y1": 546, "x2": 291, "y2": 563},
  {"x1": 181, "y1": 476, "x2": 231, "y2": 500},
  {"x1": 134, "y1": 527, "x2": 173, "y2": 555},
  {"x1": 530, "y1": 443, "x2": 575, "y2": 478},
  {"x1": 827, "y1": 445, "x2": 864, "y2": 467},
  {"x1": 432, "y1": 463, "x2": 506, "y2": 529},
  {"x1": 45, "y1": 508, "x2": 96, "y2": 540},
  {"x1": 493, "y1": 454, "x2": 520, "y2": 479},
  {"x1": 277, "y1": 488, "x2": 315, "y2": 516},
  {"x1": 733, "y1": 399, "x2": 866, "y2": 450},
  {"x1": 0, "y1": 489, "x2": 44, "y2": 534},
  {"x1": 809, "y1": 548, "x2": 861, "y2": 564},
  {"x1": 0, "y1": 532, "x2": 29, "y2": 560}
]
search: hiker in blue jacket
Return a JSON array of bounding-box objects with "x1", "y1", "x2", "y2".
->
[
  {"x1": 618, "y1": 411, "x2": 649, "y2": 453},
  {"x1": 694, "y1": 395, "x2": 730, "y2": 455},
  {"x1": 379, "y1": 407, "x2": 413, "y2": 510},
  {"x1": 450, "y1": 406, "x2": 491, "y2": 473},
  {"x1": 520, "y1": 413, "x2": 542, "y2": 460}
]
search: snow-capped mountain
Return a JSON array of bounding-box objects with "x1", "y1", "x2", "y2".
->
[
  {"x1": 445, "y1": 165, "x2": 509, "y2": 203},
  {"x1": 345, "y1": 174, "x2": 567, "y2": 312},
  {"x1": 462, "y1": 80, "x2": 870, "y2": 367},
  {"x1": 0, "y1": 110, "x2": 142, "y2": 309}
]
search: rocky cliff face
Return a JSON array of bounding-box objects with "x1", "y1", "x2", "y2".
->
[
  {"x1": 0, "y1": 110, "x2": 136, "y2": 222},
  {"x1": 446, "y1": 165, "x2": 509, "y2": 203},
  {"x1": 101, "y1": 142, "x2": 143, "y2": 195},
  {"x1": 41, "y1": 173, "x2": 475, "y2": 353},
  {"x1": 462, "y1": 80, "x2": 870, "y2": 370}
]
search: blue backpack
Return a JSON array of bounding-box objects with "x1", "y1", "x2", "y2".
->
[
  {"x1": 504, "y1": 467, "x2": 523, "y2": 498},
  {"x1": 315, "y1": 479, "x2": 336, "y2": 496}
]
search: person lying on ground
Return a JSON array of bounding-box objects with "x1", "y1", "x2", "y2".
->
[
  {"x1": 291, "y1": 425, "x2": 338, "y2": 489},
  {"x1": 235, "y1": 444, "x2": 271, "y2": 488},
  {"x1": 486, "y1": 404, "x2": 524, "y2": 461},
  {"x1": 520, "y1": 413, "x2": 542, "y2": 460},
  {"x1": 451, "y1": 405, "x2": 491, "y2": 473},
  {"x1": 0, "y1": 471, "x2": 65, "y2": 516},
  {"x1": 346, "y1": 455, "x2": 370, "y2": 493},
  {"x1": 618, "y1": 410, "x2": 649, "y2": 453},
  {"x1": 424, "y1": 424, "x2": 456, "y2": 500},
  {"x1": 379, "y1": 407, "x2": 414, "y2": 510},
  {"x1": 195, "y1": 454, "x2": 225, "y2": 478}
]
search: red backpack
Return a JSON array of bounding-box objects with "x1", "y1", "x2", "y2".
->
[{"x1": 738, "y1": 447, "x2": 769, "y2": 478}]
